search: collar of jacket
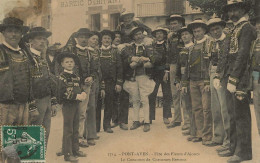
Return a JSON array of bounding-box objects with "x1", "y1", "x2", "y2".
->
[
  {"x1": 215, "y1": 33, "x2": 226, "y2": 41},
  {"x1": 184, "y1": 42, "x2": 194, "y2": 48},
  {"x1": 195, "y1": 35, "x2": 207, "y2": 44},
  {"x1": 3, "y1": 41, "x2": 21, "y2": 52},
  {"x1": 30, "y1": 47, "x2": 41, "y2": 57},
  {"x1": 64, "y1": 69, "x2": 73, "y2": 74},
  {"x1": 156, "y1": 40, "x2": 165, "y2": 45},
  {"x1": 101, "y1": 45, "x2": 111, "y2": 50},
  {"x1": 87, "y1": 46, "x2": 96, "y2": 51},
  {"x1": 233, "y1": 17, "x2": 247, "y2": 26},
  {"x1": 76, "y1": 44, "x2": 88, "y2": 50}
]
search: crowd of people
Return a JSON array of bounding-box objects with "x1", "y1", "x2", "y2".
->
[{"x1": 0, "y1": 0, "x2": 259, "y2": 162}]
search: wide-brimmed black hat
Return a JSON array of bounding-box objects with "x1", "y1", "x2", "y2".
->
[
  {"x1": 56, "y1": 52, "x2": 78, "y2": 64},
  {"x1": 207, "y1": 18, "x2": 226, "y2": 29},
  {"x1": 152, "y1": 27, "x2": 169, "y2": 37},
  {"x1": 167, "y1": 14, "x2": 185, "y2": 26},
  {"x1": 100, "y1": 30, "x2": 115, "y2": 40},
  {"x1": 129, "y1": 27, "x2": 144, "y2": 40},
  {"x1": 89, "y1": 31, "x2": 101, "y2": 40},
  {"x1": 177, "y1": 26, "x2": 192, "y2": 36},
  {"x1": 74, "y1": 28, "x2": 91, "y2": 37},
  {"x1": 23, "y1": 27, "x2": 52, "y2": 42},
  {"x1": 48, "y1": 42, "x2": 61, "y2": 51},
  {"x1": 114, "y1": 30, "x2": 122, "y2": 36},
  {"x1": 0, "y1": 17, "x2": 29, "y2": 34},
  {"x1": 120, "y1": 11, "x2": 135, "y2": 22},
  {"x1": 222, "y1": 0, "x2": 251, "y2": 13},
  {"x1": 187, "y1": 19, "x2": 208, "y2": 32},
  {"x1": 250, "y1": 13, "x2": 260, "y2": 25}
]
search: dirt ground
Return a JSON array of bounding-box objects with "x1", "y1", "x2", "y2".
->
[{"x1": 46, "y1": 105, "x2": 260, "y2": 163}]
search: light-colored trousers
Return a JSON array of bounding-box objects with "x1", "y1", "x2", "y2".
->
[{"x1": 123, "y1": 75, "x2": 155, "y2": 123}]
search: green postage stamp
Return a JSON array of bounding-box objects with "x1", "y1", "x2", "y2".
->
[{"x1": 1, "y1": 125, "x2": 46, "y2": 163}]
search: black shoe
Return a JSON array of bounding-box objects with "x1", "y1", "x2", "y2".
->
[
  {"x1": 218, "y1": 150, "x2": 233, "y2": 157},
  {"x1": 130, "y1": 121, "x2": 141, "y2": 130},
  {"x1": 111, "y1": 122, "x2": 119, "y2": 128},
  {"x1": 182, "y1": 130, "x2": 190, "y2": 136},
  {"x1": 56, "y1": 150, "x2": 64, "y2": 156},
  {"x1": 143, "y1": 123, "x2": 150, "y2": 132},
  {"x1": 167, "y1": 122, "x2": 181, "y2": 129},
  {"x1": 120, "y1": 123, "x2": 128, "y2": 130},
  {"x1": 181, "y1": 124, "x2": 190, "y2": 131},
  {"x1": 227, "y1": 155, "x2": 251, "y2": 163},
  {"x1": 163, "y1": 118, "x2": 170, "y2": 124},
  {"x1": 94, "y1": 136, "x2": 100, "y2": 140},
  {"x1": 64, "y1": 155, "x2": 78, "y2": 162},
  {"x1": 203, "y1": 141, "x2": 222, "y2": 147},
  {"x1": 87, "y1": 139, "x2": 96, "y2": 146},
  {"x1": 79, "y1": 140, "x2": 89, "y2": 148},
  {"x1": 187, "y1": 136, "x2": 195, "y2": 141},
  {"x1": 192, "y1": 137, "x2": 202, "y2": 142},
  {"x1": 216, "y1": 146, "x2": 229, "y2": 153},
  {"x1": 73, "y1": 151, "x2": 86, "y2": 157},
  {"x1": 105, "y1": 128, "x2": 114, "y2": 133}
]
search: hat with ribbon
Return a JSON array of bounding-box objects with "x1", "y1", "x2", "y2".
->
[
  {"x1": 129, "y1": 27, "x2": 144, "y2": 40},
  {"x1": 222, "y1": 0, "x2": 251, "y2": 13},
  {"x1": 167, "y1": 14, "x2": 185, "y2": 26},
  {"x1": 152, "y1": 27, "x2": 169, "y2": 37},
  {"x1": 0, "y1": 17, "x2": 29, "y2": 34},
  {"x1": 120, "y1": 10, "x2": 135, "y2": 22},
  {"x1": 100, "y1": 30, "x2": 115, "y2": 40},
  {"x1": 187, "y1": 18, "x2": 208, "y2": 32},
  {"x1": 23, "y1": 27, "x2": 52, "y2": 42},
  {"x1": 74, "y1": 28, "x2": 91, "y2": 37},
  {"x1": 207, "y1": 18, "x2": 226, "y2": 28}
]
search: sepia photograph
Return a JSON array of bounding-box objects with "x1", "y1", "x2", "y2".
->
[{"x1": 0, "y1": 0, "x2": 259, "y2": 162}]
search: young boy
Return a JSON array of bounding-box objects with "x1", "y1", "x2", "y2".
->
[{"x1": 57, "y1": 52, "x2": 87, "y2": 162}]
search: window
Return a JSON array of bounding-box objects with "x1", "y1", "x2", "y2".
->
[
  {"x1": 91, "y1": 14, "x2": 100, "y2": 31},
  {"x1": 110, "y1": 13, "x2": 120, "y2": 30}
]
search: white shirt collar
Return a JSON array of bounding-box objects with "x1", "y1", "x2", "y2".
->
[
  {"x1": 101, "y1": 45, "x2": 111, "y2": 50},
  {"x1": 30, "y1": 47, "x2": 41, "y2": 57},
  {"x1": 76, "y1": 44, "x2": 88, "y2": 50},
  {"x1": 64, "y1": 69, "x2": 73, "y2": 74},
  {"x1": 233, "y1": 17, "x2": 247, "y2": 26},
  {"x1": 185, "y1": 42, "x2": 194, "y2": 48},
  {"x1": 87, "y1": 46, "x2": 95, "y2": 51},
  {"x1": 215, "y1": 33, "x2": 226, "y2": 41},
  {"x1": 156, "y1": 40, "x2": 165, "y2": 44},
  {"x1": 3, "y1": 41, "x2": 21, "y2": 51},
  {"x1": 196, "y1": 36, "x2": 207, "y2": 44}
]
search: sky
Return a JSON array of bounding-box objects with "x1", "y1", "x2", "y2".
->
[{"x1": 0, "y1": 0, "x2": 30, "y2": 21}]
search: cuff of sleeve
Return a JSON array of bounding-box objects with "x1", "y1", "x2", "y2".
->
[
  {"x1": 116, "y1": 79, "x2": 123, "y2": 86},
  {"x1": 235, "y1": 90, "x2": 247, "y2": 98},
  {"x1": 204, "y1": 80, "x2": 210, "y2": 86},
  {"x1": 181, "y1": 81, "x2": 189, "y2": 87},
  {"x1": 228, "y1": 76, "x2": 239, "y2": 86},
  {"x1": 100, "y1": 81, "x2": 105, "y2": 90},
  {"x1": 28, "y1": 100, "x2": 37, "y2": 112},
  {"x1": 213, "y1": 73, "x2": 220, "y2": 79},
  {"x1": 51, "y1": 97, "x2": 58, "y2": 106}
]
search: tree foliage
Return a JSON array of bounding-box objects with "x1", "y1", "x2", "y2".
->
[{"x1": 187, "y1": 0, "x2": 257, "y2": 18}]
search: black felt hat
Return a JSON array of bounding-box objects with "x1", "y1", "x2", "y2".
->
[
  {"x1": 74, "y1": 28, "x2": 91, "y2": 37},
  {"x1": 222, "y1": 0, "x2": 251, "y2": 13},
  {"x1": 56, "y1": 52, "x2": 78, "y2": 64},
  {"x1": 0, "y1": 17, "x2": 29, "y2": 34},
  {"x1": 100, "y1": 30, "x2": 115, "y2": 40},
  {"x1": 23, "y1": 27, "x2": 52, "y2": 42}
]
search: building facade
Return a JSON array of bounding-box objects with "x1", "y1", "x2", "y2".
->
[{"x1": 51, "y1": 0, "x2": 133, "y2": 45}]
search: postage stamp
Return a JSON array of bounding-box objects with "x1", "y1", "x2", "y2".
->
[{"x1": 1, "y1": 125, "x2": 45, "y2": 163}]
